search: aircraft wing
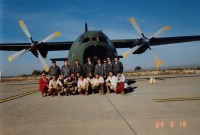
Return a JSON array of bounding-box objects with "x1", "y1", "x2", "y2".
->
[
  {"x1": 0, "y1": 41, "x2": 73, "y2": 51},
  {"x1": 111, "y1": 35, "x2": 200, "y2": 48}
]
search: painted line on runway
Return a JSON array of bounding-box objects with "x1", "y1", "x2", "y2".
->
[
  {"x1": 0, "y1": 90, "x2": 38, "y2": 103},
  {"x1": 105, "y1": 95, "x2": 137, "y2": 135},
  {"x1": 154, "y1": 97, "x2": 200, "y2": 102}
]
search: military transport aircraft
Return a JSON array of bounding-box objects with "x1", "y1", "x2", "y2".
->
[{"x1": 0, "y1": 17, "x2": 200, "y2": 72}]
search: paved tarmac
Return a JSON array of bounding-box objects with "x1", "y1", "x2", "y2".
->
[{"x1": 0, "y1": 75, "x2": 200, "y2": 135}]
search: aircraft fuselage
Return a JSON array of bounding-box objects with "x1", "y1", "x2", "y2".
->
[{"x1": 68, "y1": 30, "x2": 118, "y2": 71}]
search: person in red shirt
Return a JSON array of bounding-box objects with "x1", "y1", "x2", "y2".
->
[{"x1": 39, "y1": 73, "x2": 49, "y2": 97}]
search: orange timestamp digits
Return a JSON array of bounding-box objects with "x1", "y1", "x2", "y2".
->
[{"x1": 156, "y1": 122, "x2": 186, "y2": 128}]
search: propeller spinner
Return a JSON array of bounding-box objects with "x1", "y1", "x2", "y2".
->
[
  {"x1": 122, "y1": 17, "x2": 170, "y2": 69},
  {"x1": 7, "y1": 20, "x2": 61, "y2": 72}
]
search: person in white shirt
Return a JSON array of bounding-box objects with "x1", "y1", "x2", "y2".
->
[
  {"x1": 48, "y1": 75, "x2": 62, "y2": 97},
  {"x1": 56, "y1": 74, "x2": 65, "y2": 95},
  {"x1": 105, "y1": 71, "x2": 117, "y2": 94},
  {"x1": 115, "y1": 71, "x2": 125, "y2": 94},
  {"x1": 87, "y1": 73, "x2": 96, "y2": 94},
  {"x1": 94, "y1": 73, "x2": 105, "y2": 95},
  {"x1": 77, "y1": 75, "x2": 89, "y2": 95}
]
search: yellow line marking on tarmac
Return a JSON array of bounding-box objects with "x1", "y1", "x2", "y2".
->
[
  {"x1": 0, "y1": 90, "x2": 38, "y2": 103},
  {"x1": 154, "y1": 97, "x2": 200, "y2": 102}
]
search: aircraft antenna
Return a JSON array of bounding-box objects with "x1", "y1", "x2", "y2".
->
[{"x1": 85, "y1": 23, "x2": 88, "y2": 32}]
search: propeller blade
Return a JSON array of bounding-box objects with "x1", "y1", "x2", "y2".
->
[
  {"x1": 7, "y1": 48, "x2": 31, "y2": 61},
  {"x1": 150, "y1": 25, "x2": 170, "y2": 39},
  {"x1": 130, "y1": 18, "x2": 145, "y2": 39},
  {"x1": 149, "y1": 48, "x2": 163, "y2": 70},
  {"x1": 122, "y1": 45, "x2": 143, "y2": 58},
  {"x1": 37, "y1": 50, "x2": 49, "y2": 72},
  {"x1": 19, "y1": 20, "x2": 33, "y2": 43},
  {"x1": 38, "y1": 31, "x2": 61, "y2": 44}
]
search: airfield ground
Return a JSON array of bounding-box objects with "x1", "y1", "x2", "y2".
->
[{"x1": 0, "y1": 75, "x2": 200, "y2": 135}]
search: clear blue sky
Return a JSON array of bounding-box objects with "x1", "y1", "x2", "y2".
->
[{"x1": 0, "y1": 0, "x2": 200, "y2": 76}]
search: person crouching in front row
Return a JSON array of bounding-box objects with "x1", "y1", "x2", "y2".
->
[
  {"x1": 87, "y1": 73, "x2": 96, "y2": 94},
  {"x1": 56, "y1": 74, "x2": 65, "y2": 96},
  {"x1": 115, "y1": 71, "x2": 125, "y2": 94},
  {"x1": 39, "y1": 73, "x2": 49, "y2": 97},
  {"x1": 77, "y1": 75, "x2": 89, "y2": 96},
  {"x1": 48, "y1": 75, "x2": 62, "y2": 97},
  {"x1": 64, "y1": 76, "x2": 75, "y2": 96},
  {"x1": 94, "y1": 73, "x2": 105, "y2": 95},
  {"x1": 105, "y1": 71, "x2": 117, "y2": 94}
]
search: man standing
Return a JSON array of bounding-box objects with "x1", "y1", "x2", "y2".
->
[
  {"x1": 103, "y1": 59, "x2": 107, "y2": 79},
  {"x1": 106, "y1": 57, "x2": 113, "y2": 77},
  {"x1": 94, "y1": 58, "x2": 105, "y2": 77},
  {"x1": 49, "y1": 61, "x2": 61, "y2": 79},
  {"x1": 74, "y1": 59, "x2": 83, "y2": 75},
  {"x1": 113, "y1": 57, "x2": 123, "y2": 76},
  {"x1": 77, "y1": 75, "x2": 89, "y2": 96},
  {"x1": 61, "y1": 60, "x2": 71, "y2": 79},
  {"x1": 85, "y1": 57, "x2": 94, "y2": 78},
  {"x1": 105, "y1": 71, "x2": 117, "y2": 94}
]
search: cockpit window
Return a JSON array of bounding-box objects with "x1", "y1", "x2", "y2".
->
[
  {"x1": 92, "y1": 37, "x2": 97, "y2": 41},
  {"x1": 107, "y1": 38, "x2": 112, "y2": 45},
  {"x1": 76, "y1": 39, "x2": 82, "y2": 47},
  {"x1": 99, "y1": 36, "x2": 107, "y2": 43},
  {"x1": 83, "y1": 38, "x2": 90, "y2": 43}
]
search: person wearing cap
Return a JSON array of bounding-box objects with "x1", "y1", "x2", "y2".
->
[
  {"x1": 39, "y1": 72, "x2": 49, "y2": 97},
  {"x1": 49, "y1": 61, "x2": 61, "y2": 79},
  {"x1": 85, "y1": 57, "x2": 94, "y2": 78},
  {"x1": 61, "y1": 60, "x2": 72, "y2": 79}
]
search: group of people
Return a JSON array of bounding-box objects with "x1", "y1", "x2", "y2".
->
[{"x1": 39, "y1": 57, "x2": 126, "y2": 97}]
